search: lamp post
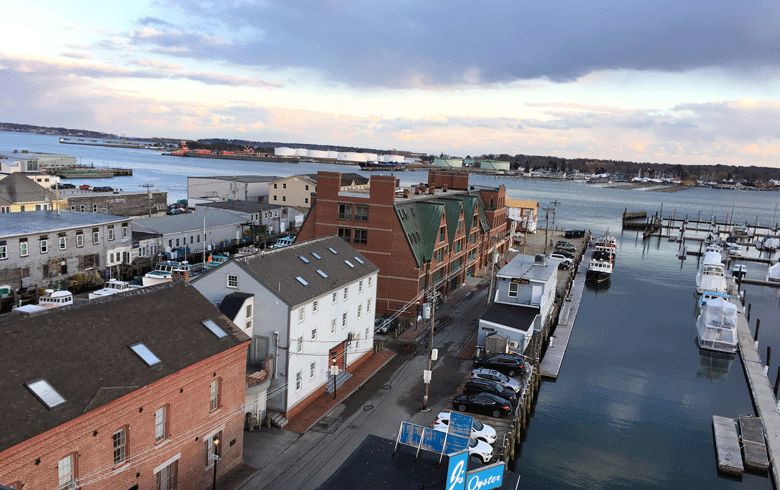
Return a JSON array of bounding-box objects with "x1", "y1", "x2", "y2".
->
[
  {"x1": 330, "y1": 359, "x2": 339, "y2": 400},
  {"x1": 212, "y1": 435, "x2": 220, "y2": 490}
]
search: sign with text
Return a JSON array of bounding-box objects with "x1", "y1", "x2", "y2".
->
[
  {"x1": 446, "y1": 450, "x2": 468, "y2": 490},
  {"x1": 466, "y1": 462, "x2": 504, "y2": 490},
  {"x1": 448, "y1": 412, "x2": 474, "y2": 440},
  {"x1": 420, "y1": 427, "x2": 446, "y2": 453},
  {"x1": 398, "y1": 422, "x2": 424, "y2": 448},
  {"x1": 443, "y1": 433, "x2": 469, "y2": 453}
]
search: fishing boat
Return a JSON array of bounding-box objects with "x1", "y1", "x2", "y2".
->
[
  {"x1": 88, "y1": 279, "x2": 143, "y2": 299},
  {"x1": 13, "y1": 289, "x2": 74, "y2": 314},
  {"x1": 142, "y1": 261, "x2": 190, "y2": 286},
  {"x1": 204, "y1": 253, "x2": 230, "y2": 270},
  {"x1": 592, "y1": 233, "x2": 617, "y2": 259},
  {"x1": 695, "y1": 251, "x2": 727, "y2": 295},
  {"x1": 696, "y1": 297, "x2": 738, "y2": 353},
  {"x1": 586, "y1": 251, "x2": 613, "y2": 285}
]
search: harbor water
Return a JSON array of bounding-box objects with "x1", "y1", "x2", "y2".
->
[{"x1": 4, "y1": 132, "x2": 780, "y2": 488}]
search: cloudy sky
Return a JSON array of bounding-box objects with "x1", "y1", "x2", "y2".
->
[{"x1": 2, "y1": 1, "x2": 779, "y2": 166}]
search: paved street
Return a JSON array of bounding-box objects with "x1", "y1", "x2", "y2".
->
[{"x1": 238, "y1": 277, "x2": 491, "y2": 490}]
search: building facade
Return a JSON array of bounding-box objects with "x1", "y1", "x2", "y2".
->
[
  {"x1": 0, "y1": 280, "x2": 251, "y2": 490},
  {"x1": 0, "y1": 211, "x2": 131, "y2": 289},
  {"x1": 505, "y1": 198, "x2": 538, "y2": 233},
  {"x1": 67, "y1": 190, "x2": 168, "y2": 218},
  {"x1": 195, "y1": 200, "x2": 307, "y2": 236},
  {"x1": 191, "y1": 235, "x2": 378, "y2": 420},
  {"x1": 296, "y1": 170, "x2": 508, "y2": 317},
  {"x1": 0, "y1": 173, "x2": 67, "y2": 213},
  {"x1": 187, "y1": 175, "x2": 280, "y2": 204}
]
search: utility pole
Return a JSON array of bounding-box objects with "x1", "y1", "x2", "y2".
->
[
  {"x1": 550, "y1": 200, "x2": 560, "y2": 232},
  {"x1": 422, "y1": 292, "x2": 436, "y2": 412},
  {"x1": 542, "y1": 207, "x2": 552, "y2": 253},
  {"x1": 141, "y1": 184, "x2": 154, "y2": 217}
]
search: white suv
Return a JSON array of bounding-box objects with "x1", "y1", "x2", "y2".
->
[{"x1": 434, "y1": 411, "x2": 497, "y2": 444}]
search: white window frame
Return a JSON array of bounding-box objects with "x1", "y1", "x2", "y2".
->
[
  {"x1": 359, "y1": 280, "x2": 363, "y2": 293},
  {"x1": 367, "y1": 298, "x2": 371, "y2": 313},
  {"x1": 331, "y1": 318, "x2": 336, "y2": 334},
  {"x1": 312, "y1": 300, "x2": 318, "y2": 313},
  {"x1": 76, "y1": 234, "x2": 84, "y2": 247},
  {"x1": 311, "y1": 328, "x2": 317, "y2": 340},
  {"x1": 40, "y1": 239, "x2": 48, "y2": 254},
  {"x1": 508, "y1": 282, "x2": 519, "y2": 298},
  {"x1": 0, "y1": 244, "x2": 6, "y2": 260},
  {"x1": 297, "y1": 336, "x2": 303, "y2": 353},
  {"x1": 58, "y1": 454, "x2": 74, "y2": 488},
  {"x1": 209, "y1": 379, "x2": 220, "y2": 411},
  {"x1": 296, "y1": 371, "x2": 302, "y2": 391},
  {"x1": 310, "y1": 361, "x2": 316, "y2": 379},
  {"x1": 113, "y1": 427, "x2": 127, "y2": 465},
  {"x1": 59, "y1": 236, "x2": 66, "y2": 250},
  {"x1": 298, "y1": 307, "x2": 305, "y2": 323},
  {"x1": 342, "y1": 312, "x2": 347, "y2": 329},
  {"x1": 122, "y1": 224, "x2": 128, "y2": 238},
  {"x1": 357, "y1": 304, "x2": 362, "y2": 318},
  {"x1": 92, "y1": 231, "x2": 100, "y2": 244},
  {"x1": 332, "y1": 292, "x2": 337, "y2": 304},
  {"x1": 108, "y1": 227, "x2": 115, "y2": 241},
  {"x1": 155, "y1": 406, "x2": 167, "y2": 442},
  {"x1": 227, "y1": 275, "x2": 238, "y2": 288},
  {"x1": 19, "y1": 241, "x2": 28, "y2": 257},
  {"x1": 343, "y1": 287, "x2": 348, "y2": 300}
]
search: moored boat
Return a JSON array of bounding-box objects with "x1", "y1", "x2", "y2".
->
[
  {"x1": 696, "y1": 297, "x2": 738, "y2": 353},
  {"x1": 586, "y1": 254, "x2": 613, "y2": 284},
  {"x1": 142, "y1": 261, "x2": 191, "y2": 286},
  {"x1": 88, "y1": 279, "x2": 143, "y2": 299},
  {"x1": 13, "y1": 289, "x2": 74, "y2": 314},
  {"x1": 696, "y1": 251, "x2": 727, "y2": 295}
]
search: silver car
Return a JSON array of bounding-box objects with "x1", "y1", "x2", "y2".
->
[{"x1": 470, "y1": 368, "x2": 522, "y2": 393}]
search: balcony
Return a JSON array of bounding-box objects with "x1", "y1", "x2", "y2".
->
[{"x1": 247, "y1": 355, "x2": 273, "y2": 387}]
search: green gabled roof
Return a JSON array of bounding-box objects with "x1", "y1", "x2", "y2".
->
[
  {"x1": 395, "y1": 201, "x2": 444, "y2": 266},
  {"x1": 472, "y1": 192, "x2": 491, "y2": 232},
  {"x1": 441, "y1": 199, "x2": 463, "y2": 247},
  {"x1": 442, "y1": 195, "x2": 477, "y2": 236}
]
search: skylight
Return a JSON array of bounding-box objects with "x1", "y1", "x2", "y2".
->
[
  {"x1": 311, "y1": 252, "x2": 322, "y2": 260},
  {"x1": 26, "y1": 379, "x2": 65, "y2": 409},
  {"x1": 202, "y1": 319, "x2": 228, "y2": 339},
  {"x1": 328, "y1": 247, "x2": 338, "y2": 254},
  {"x1": 296, "y1": 276, "x2": 309, "y2": 286},
  {"x1": 317, "y1": 270, "x2": 328, "y2": 278},
  {"x1": 344, "y1": 260, "x2": 355, "y2": 268},
  {"x1": 354, "y1": 257, "x2": 364, "y2": 264},
  {"x1": 130, "y1": 343, "x2": 161, "y2": 366},
  {"x1": 298, "y1": 255, "x2": 310, "y2": 264}
]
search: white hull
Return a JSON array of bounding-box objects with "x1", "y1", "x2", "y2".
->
[{"x1": 696, "y1": 297, "x2": 738, "y2": 353}]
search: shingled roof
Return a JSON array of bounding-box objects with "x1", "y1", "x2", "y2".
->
[
  {"x1": 0, "y1": 172, "x2": 57, "y2": 205},
  {"x1": 0, "y1": 280, "x2": 249, "y2": 453}
]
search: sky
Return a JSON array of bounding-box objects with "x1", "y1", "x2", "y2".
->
[{"x1": 1, "y1": 1, "x2": 779, "y2": 167}]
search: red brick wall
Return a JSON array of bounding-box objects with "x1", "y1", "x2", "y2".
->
[{"x1": 0, "y1": 342, "x2": 249, "y2": 490}]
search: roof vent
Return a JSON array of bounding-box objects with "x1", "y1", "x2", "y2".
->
[{"x1": 534, "y1": 254, "x2": 546, "y2": 265}]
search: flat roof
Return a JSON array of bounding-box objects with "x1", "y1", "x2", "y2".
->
[
  {"x1": 481, "y1": 302, "x2": 540, "y2": 332},
  {"x1": 188, "y1": 175, "x2": 280, "y2": 183},
  {"x1": 496, "y1": 254, "x2": 557, "y2": 283},
  {"x1": 0, "y1": 210, "x2": 128, "y2": 237}
]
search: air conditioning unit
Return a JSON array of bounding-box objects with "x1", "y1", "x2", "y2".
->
[
  {"x1": 347, "y1": 332, "x2": 355, "y2": 342},
  {"x1": 508, "y1": 341, "x2": 520, "y2": 349}
]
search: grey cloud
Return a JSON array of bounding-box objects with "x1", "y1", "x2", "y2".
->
[{"x1": 138, "y1": 16, "x2": 175, "y2": 27}]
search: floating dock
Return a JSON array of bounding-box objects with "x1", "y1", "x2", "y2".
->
[
  {"x1": 712, "y1": 416, "x2": 744, "y2": 475},
  {"x1": 739, "y1": 416, "x2": 769, "y2": 471},
  {"x1": 540, "y1": 259, "x2": 587, "y2": 379}
]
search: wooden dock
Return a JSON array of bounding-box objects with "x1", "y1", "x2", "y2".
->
[
  {"x1": 713, "y1": 416, "x2": 744, "y2": 475},
  {"x1": 731, "y1": 277, "x2": 780, "y2": 487},
  {"x1": 739, "y1": 416, "x2": 769, "y2": 471},
  {"x1": 540, "y1": 260, "x2": 587, "y2": 379}
]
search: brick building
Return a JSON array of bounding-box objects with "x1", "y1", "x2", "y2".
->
[
  {"x1": 0, "y1": 280, "x2": 250, "y2": 490},
  {"x1": 296, "y1": 170, "x2": 508, "y2": 317}
]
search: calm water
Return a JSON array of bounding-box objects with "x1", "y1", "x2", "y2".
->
[{"x1": 5, "y1": 132, "x2": 780, "y2": 488}]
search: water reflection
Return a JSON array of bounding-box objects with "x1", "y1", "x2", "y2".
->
[{"x1": 696, "y1": 346, "x2": 736, "y2": 382}]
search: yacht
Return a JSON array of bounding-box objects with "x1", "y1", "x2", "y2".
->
[
  {"x1": 13, "y1": 289, "x2": 74, "y2": 315},
  {"x1": 586, "y1": 250, "x2": 613, "y2": 285},
  {"x1": 88, "y1": 279, "x2": 142, "y2": 300},
  {"x1": 592, "y1": 233, "x2": 617, "y2": 259},
  {"x1": 696, "y1": 297, "x2": 738, "y2": 353},
  {"x1": 695, "y1": 251, "x2": 727, "y2": 295},
  {"x1": 142, "y1": 261, "x2": 191, "y2": 287}
]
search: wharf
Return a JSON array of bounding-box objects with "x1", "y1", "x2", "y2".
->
[
  {"x1": 739, "y1": 416, "x2": 769, "y2": 471},
  {"x1": 731, "y1": 278, "x2": 780, "y2": 486},
  {"x1": 540, "y1": 259, "x2": 587, "y2": 379},
  {"x1": 442, "y1": 364, "x2": 538, "y2": 464},
  {"x1": 712, "y1": 416, "x2": 744, "y2": 475}
]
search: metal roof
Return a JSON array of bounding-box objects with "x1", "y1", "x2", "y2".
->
[
  {"x1": 196, "y1": 201, "x2": 285, "y2": 213},
  {"x1": 481, "y1": 302, "x2": 540, "y2": 332},
  {"x1": 0, "y1": 210, "x2": 128, "y2": 237},
  {"x1": 190, "y1": 175, "x2": 281, "y2": 183},
  {"x1": 132, "y1": 207, "x2": 244, "y2": 234},
  {"x1": 0, "y1": 173, "x2": 58, "y2": 205},
  {"x1": 496, "y1": 253, "x2": 557, "y2": 283}
]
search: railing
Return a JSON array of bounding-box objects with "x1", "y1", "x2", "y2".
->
[{"x1": 247, "y1": 355, "x2": 273, "y2": 387}]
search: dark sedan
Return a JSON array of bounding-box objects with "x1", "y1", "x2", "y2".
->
[
  {"x1": 473, "y1": 354, "x2": 525, "y2": 377},
  {"x1": 463, "y1": 379, "x2": 518, "y2": 406},
  {"x1": 453, "y1": 392, "x2": 513, "y2": 418}
]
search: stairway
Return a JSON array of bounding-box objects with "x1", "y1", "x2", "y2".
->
[{"x1": 269, "y1": 410, "x2": 288, "y2": 429}]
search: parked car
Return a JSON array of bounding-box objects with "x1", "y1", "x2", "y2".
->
[
  {"x1": 452, "y1": 392, "x2": 513, "y2": 418},
  {"x1": 470, "y1": 368, "x2": 522, "y2": 393},
  {"x1": 473, "y1": 354, "x2": 525, "y2": 377},
  {"x1": 555, "y1": 240, "x2": 577, "y2": 252},
  {"x1": 434, "y1": 411, "x2": 497, "y2": 444},
  {"x1": 52, "y1": 183, "x2": 76, "y2": 189},
  {"x1": 551, "y1": 249, "x2": 575, "y2": 259},
  {"x1": 92, "y1": 186, "x2": 114, "y2": 193},
  {"x1": 374, "y1": 315, "x2": 399, "y2": 334},
  {"x1": 463, "y1": 379, "x2": 518, "y2": 406},
  {"x1": 565, "y1": 230, "x2": 586, "y2": 238},
  {"x1": 548, "y1": 253, "x2": 574, "y2": 270},
  {"x1": 78, "y1": 184, "x2": 91, "y2": 190}
]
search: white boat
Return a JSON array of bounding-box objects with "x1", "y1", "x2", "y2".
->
[
  {"x1": 13, "y1": 289, "x2": 73, "y2": 314},
  {"x1": 592, "y1": 233, "x2": 617, "y2": 259},
  {"x1": 768, "y1": 262, "x2": 780, "y2": 282},
  {"x1": 698, "y1": 290, "x2": 730, "y2": 310},
  {"x1": 730, "y1": 263, "x2": 747, "y2": 281},
  {"x1": 696, "y1": 251, "x2": 727, "y2": 295},
  {"x1": 696, "y1": 297, "x2": 738, "y2": 353},
  {"x1": 88, "y1": 279, "x2": 142, "y2": 299},
  {"x1": 142, "y1": 261, "x2": 191, "y2": 287},
  {"x1": 586, "y1": 252, "x2": 613, "y2": 285}
]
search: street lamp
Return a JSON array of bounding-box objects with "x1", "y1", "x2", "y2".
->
[
  {"x1": 211, "y1": 435, "x2": 220, "y2": 490},
  {"x1": 330, "y1": 359, "x2": 339, "y2": 400}
]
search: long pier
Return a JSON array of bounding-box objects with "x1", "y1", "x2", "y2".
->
[{"x1": 731, "y1": 277, "x2": 780, "y2": 486}]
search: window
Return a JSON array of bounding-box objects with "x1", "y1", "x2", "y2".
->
[
  {"x1": 155, "y1": 406, "x2": 167, "y2": 442},
  {"x1": 368, "y1": 276, "x2": 372, "y2": 287},
  {"x1": 0, "y1": 206, "x2": 8, "y2": 213},
  {"x1": 176, "y1": 238, "x2": 179, "y2": 247},
  {"x1": 343, "y1": 287, "x2": 348, "y2": 300},
  {"x1": 92, "y1": 204, "x2": 98, "y2": 212},
  {"x1": 92, "y1": 229, "x2": 100, "y2": 245},
  {"x1": 305, "y1": 198, "x2": 309, "y2": 204},
  {"x1": 227, "y1": 275, "x2": 238, "y2": 288},
  {"x1": 282, "y1": 182, "x2": 287, "y2": 189},
  {"x1": 310, "y1": 361, "x2": 316, "y2": 379},
  {"x1": 337, "y1": 227, "x2": 351, "y2": 243},
  {"x1": 311, "y1": 328, "x2": 317, "y2": 340},
  {"x1": 156, "y1": 460, "x2": 177, "y2": 490},
  {"x1": 113, "y1": 427, "x2": 127, "y2": 465},
  {"x1": 508, "y1": 282, "x2": 519, "y2": 298},
  {"x1": 0, "y1": 243, "x2": 5, "y2": 260},
  {"x1": 439, "y1": 227, "x2": 446, "y2": 242},
  {"x1": 273, "y1": 195, "x2": 277, "y2": 201},
  {"x1": 168, "y1": 240, "x2": 173, "y2": 248},
  {"x1": 19, "y1": 240, "x2": 28, "y2": 257},
  {"x1": 76, "y1": 233, "x2": 83, "y2": 247},
  {"x1": 296, "y1": 371, "x2": 302, "y2": 391},
  {"x1": 331, "y1": 318, "x2": 336, "y2": 334},
  {"x1": 80, "y1": 205, "x2": 85, "y2": 212},
  {"x1": 338, "y1": 203, "x2": 352, "y2": 220},
  {"x1": 282, "y1": 196, "x2": 286, "y2": 202},
  {"x1": 367, "y1": 298, "x2": 371, "y2": 313},
  {"x1": 40, "y1": 239, "x2": 48, "y2": 254},
  {"x1": 246, "y1": 304, "x2": 252, "y2": 318},
  {"x1": 205, "y1": 431, "x2": 222, "y2": 465},
  {"x1": 108, "y1": 226, "x2": 115, "y2": 241},
  {"x1": 342, "y1": 312, "x2": 347, "y2": 329},
  {"x1": 58, "y1": 454, "x2": 75, "y2": 489},
  {"x1": 358, "y1": 280, "x2": 363, "y2": 293},
  {"x1": 297, "y1": 335, "x2": 303, "y2": 353},
  {"x1": 59, "y1": 236, "x2": 67, "y2": 250},
  {"x1": 312, "y1": 300, "x2": 318, "y2": 312},
  {"x1": 246, "y1": 318, "x2": 252, "y2": 331},
  {"x1": 35, "y1": 204, "x2": 41, "y2": 211},
  {"x1": 151, "y1": 244, "x2": 157, "y2": 255},
  {"x1": 355, "y1": 205, "x2": 369, "y2": 221},
  {"x1": 122, "y1": 224, "x2": 128, "y2": 238},
  {"x1": 209, "y1": 379, "x2": 220, "y2": 411},
  {"x1": 357, "y1": 304, "x2": 362, "y2": 318},
  {"x1": 332, "y1": 292, "x2": 337, "y2": 304},
  {"x1": 298, "y1": 307, "x2": 305, "y2": 323},
  {"x1": 273, "y1": 183, "x2": 278, "y2": 189}
]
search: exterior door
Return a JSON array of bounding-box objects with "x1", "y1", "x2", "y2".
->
[{"x1": 329, "y1": 343, "x2": 344, "y2": 371}]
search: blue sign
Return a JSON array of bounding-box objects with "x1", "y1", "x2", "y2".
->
[
  {"x1": 446, "y1": 450, "x2": 468, "y2": 490},
  {"x1": 466, "y1": 462, "x2": 504, "y2": 490},
  {"x1": 444, "y1": 433, "x2": 470, "y2": 454},
  {"x1": 420, "y1": 427, "x2": 446, "y2": 453},
  {"x1": 399, "y1": 422, "x2": 424, "y2": 448},
  {"x1": 448, "y1": 412, "x2": 474, "y2": 439}
]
